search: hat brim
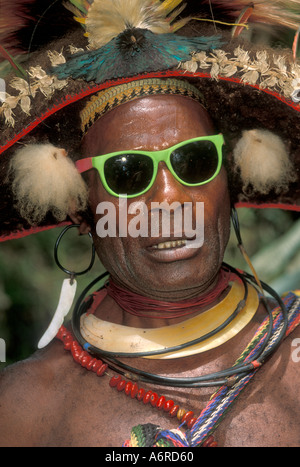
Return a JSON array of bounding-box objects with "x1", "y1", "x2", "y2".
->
[{"x1": 0, "y1": 66, "x2": 299, "y2": 242}]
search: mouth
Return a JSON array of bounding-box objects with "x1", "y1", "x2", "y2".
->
[
  {"x1": 146, "y1": 236, "x2": 201, "y2": 262},
  {"x1": 151, "y1": 239, "x2": 187, "y2": 250}
]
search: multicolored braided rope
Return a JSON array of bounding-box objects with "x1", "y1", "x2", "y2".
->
[{"x1": 124, "y1": 291, "x2": 300, "y2": 447}]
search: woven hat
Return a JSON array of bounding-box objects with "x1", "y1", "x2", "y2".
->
[{"x1": 0, "y1": 0, "x2": 299, "y2": 241}]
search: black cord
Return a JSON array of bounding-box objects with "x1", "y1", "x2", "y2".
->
[
  {"x1": 71, "y1": 265, "x2": 288, "y2": 388},
  {"x1": 239, "y1": 270, "x2": 289, "y2": 360}
]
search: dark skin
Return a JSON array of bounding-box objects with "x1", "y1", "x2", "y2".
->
[{"x1": 0, "y1": 96, "x2": 299, "y2": 447}]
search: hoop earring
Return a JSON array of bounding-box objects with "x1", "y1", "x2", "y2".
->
[
  {"x1": 38, "y1": 224, "x2": 95, "y2": 349},
  {"x1": 54, "y1": 224, "x2": 95, "y2": 279}
]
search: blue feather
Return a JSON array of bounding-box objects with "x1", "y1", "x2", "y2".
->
[{"x1": 53, "y1": 28, "x2": 224, "y2": 84}]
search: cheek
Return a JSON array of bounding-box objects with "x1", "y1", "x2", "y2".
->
[{"x1": 87, "y1": 176, "x2": 139, "y2": 275}]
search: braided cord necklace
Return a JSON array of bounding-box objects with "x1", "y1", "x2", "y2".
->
[
  {"x1": 148, "y1": 291, "x2": 300, "y2": 448},
  {"x1": 55, "y1": 288, "x2": 299, "y2": 447}
]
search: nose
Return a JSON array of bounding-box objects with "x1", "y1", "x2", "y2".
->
[{"x1": 145, "y1": 162, "x2": 194, "y2": 206}]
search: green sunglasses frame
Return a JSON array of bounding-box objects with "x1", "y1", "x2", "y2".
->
[{"x1": 76, "y1": 134, "x2": 224, "y2": 198}]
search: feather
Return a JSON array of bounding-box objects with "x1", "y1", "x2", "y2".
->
[
  {"x1": 156, "y1": 0, "x2": 184, "y2": 16},
  {"x1": 0, "y1": 0, "x2": 35, "y2": 57},
  {"x1": 293, "y1": 26, "x2": 300, "y2": 60},
  {"x1": 84, "y1": 0, "x2": 189, "y2": 49},
  {"x1": 0, "y1": 45, "x2": 27, "y2": 78},
  {"x1": 53, "y1": 28, "x2": 223, "y2": 83},
  {"x1": 231, "y1": 5, "x2": 254, "y2": 38},
  {"x1": 63, "y1": 0, "x2": 90, "y2": 16},
  {"x1": 62, "y1": 0, "x2": 91, "y2": 28},
  {"x1": 0, "y1": 0, "x2": 80, "y2": 62},
  {"x1": 203, "y1": 0, "x2": 300, "y2": 31}
]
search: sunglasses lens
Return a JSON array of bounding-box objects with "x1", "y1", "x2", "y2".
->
[
  {"x1": 104, "y1": 154, "x2": 153, "y2": 195},
  {"x1": 171, "y1": 140, "x2": 219, "y2": 184}
]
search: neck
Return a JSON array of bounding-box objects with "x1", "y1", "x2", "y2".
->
[
  {"x1": 93, "y1": 267, "x2": 233, "y2": 328},
  {"x1": 109, "y1": 267, "x2": 224, "y2": 301}
]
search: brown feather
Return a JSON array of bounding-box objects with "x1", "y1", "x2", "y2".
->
[{"x1": 204, "y1": 0, "x2": 300, "y2": 30}]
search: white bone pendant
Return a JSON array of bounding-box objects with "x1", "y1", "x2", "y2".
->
[{"x1": 38, "y1": 278, "x2": 77, "y2": 349}]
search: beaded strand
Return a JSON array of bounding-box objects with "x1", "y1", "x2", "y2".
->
[{"x1": 56, "y1": 325, "x2": 217, "y2": 447}]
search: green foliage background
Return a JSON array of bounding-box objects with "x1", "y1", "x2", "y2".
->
[{"x1": 0, "y1": 208, "x2": 299, "y2": 368}]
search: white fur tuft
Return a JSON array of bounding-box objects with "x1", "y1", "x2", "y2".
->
[
  {"x1": 9, "y1": 144, "x2": 88, "y2": 225},
  {"x1": 232, "y1": 129, "x2": 297, "y2": 196}
]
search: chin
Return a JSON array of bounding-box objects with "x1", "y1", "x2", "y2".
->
[{"x1": 131, "y1": 252, "x2": 223, "y2": 299}]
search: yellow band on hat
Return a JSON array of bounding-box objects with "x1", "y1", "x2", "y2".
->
[{"x1": 80, "y1": 78, "x2": 205, "y2": 134}]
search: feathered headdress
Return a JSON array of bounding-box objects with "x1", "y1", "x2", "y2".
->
[{"x1": 54, "y1": 0, "x2": 223, "y2": 83}]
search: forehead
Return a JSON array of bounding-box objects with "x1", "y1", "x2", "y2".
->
[{"x1": 81, "y1": 94, "x2": 215, "y2": 156}]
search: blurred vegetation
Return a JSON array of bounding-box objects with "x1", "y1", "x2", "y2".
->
[
  {"x1": 224, "y1": 209, "x2": 300, "y2": 292},
  {"x1": 0, "y1": 208, "x2": 299, "y2": 369},
  {"x1": 0, "y1": 227, "x2": 106, "y2": 368}
]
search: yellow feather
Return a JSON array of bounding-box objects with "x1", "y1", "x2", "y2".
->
[
  {"x1": 171, "y1": 16, "x2": 191, "y2": 32},
  {"x1": 156, "y1": 0, "x2": 185, "y2": 15},
  {"x1": 74, "y1": 16, "x2": 86, "y2": 24}
]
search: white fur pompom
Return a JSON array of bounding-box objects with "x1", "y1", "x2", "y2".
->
[
  {"x1": 232, "y1": 129, "x2": 297, "y2": 195},
  {"x1": 9, "y1": 144, "x2": 88, "y2": 225}
]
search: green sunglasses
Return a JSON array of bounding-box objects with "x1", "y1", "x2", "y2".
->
[{"x1": 76, "y1": 134, "x2": 224, "y2": 198}]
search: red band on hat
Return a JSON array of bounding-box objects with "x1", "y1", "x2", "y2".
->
[
  {"x1": 1, "y1": 70, "x2": 299, "y2": 156},
  {"x1": 0, "y1": 222, "x2": 71, "y2": 242}
]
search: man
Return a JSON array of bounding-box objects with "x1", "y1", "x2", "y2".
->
[
  {"x1": 0, "y1": 89, "x2": 299, "y2": 447},
  {"x1": 0, "y1": 0, "x2": 299, "y2": 448}
]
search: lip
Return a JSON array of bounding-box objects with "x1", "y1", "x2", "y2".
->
[{"x1": 145, "y1": 235, "x2": 202, "y2": 263}]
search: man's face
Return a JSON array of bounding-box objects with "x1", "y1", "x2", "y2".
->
[{"x1": 82, "y1": 95, "x2": 231, "y2": 299}]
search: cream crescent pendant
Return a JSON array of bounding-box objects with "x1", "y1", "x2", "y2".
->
[{"x1": 80, "y1": 280, "x2": 259, "y2": 359}]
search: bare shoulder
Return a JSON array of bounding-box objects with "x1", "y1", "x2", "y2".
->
[
  {"x1": 221, "y1": 321, "x2": 300, "y2": 447},
  {"x1": 261, "y1": 294, "x2": 300, "y2": 387},
  {"x1": 0, "y1": 339, "x2": 77, "y2": 447}
]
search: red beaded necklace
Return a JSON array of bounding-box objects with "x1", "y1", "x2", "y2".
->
[
  {"x1": 105, "y1": 268, "x2": 232, "y2": 319},
  {"x1": 56, "y1": 325, "x2": 218, "y2": 447}
]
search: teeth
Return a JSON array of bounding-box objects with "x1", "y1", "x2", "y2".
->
[{"x1": 152, "y1": 240, "x2": 186, "y2": 250}]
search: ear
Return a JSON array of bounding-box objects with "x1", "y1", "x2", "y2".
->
[{"x1": 68, "y1": 212, "x2": 92, "y2": 235}]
